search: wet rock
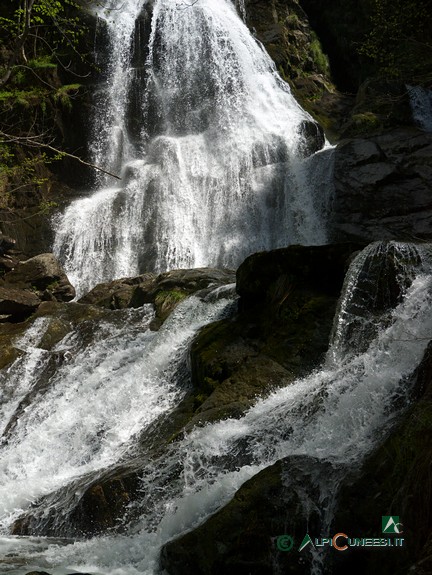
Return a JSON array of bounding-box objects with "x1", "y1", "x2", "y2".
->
[
  {"x1": 0, "y1": 285, "x2": 41, "y2": 320},
  {"x1": 330, "y1": 128, "x2": 432, "y2": 243},
  {"x1": 3, "y1": 253, "x2": 76, "y2": 302},
  {"x1": 68, "y1": 478, "x2": 134, "y2": 535},
  {"x1": 297, "y1": 119, "x2": 325, "y2": 157},
  {"x1": 80, "y1": 268, "x2": 235, "y2": 330},
  {"x1": 161, "y1": 456, "x2": 334, "y2": 575},
  {"x1": 188, "y1": 244, "x2": 361, "y2": 426},
  {"x1": 236, "y1": 243, "x2": 362, "y2": 306},
  {"x1": 78, "y1": 273, "x2": 157, "y2": 309}
]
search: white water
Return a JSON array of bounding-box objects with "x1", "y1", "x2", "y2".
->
[
  {"x1": 408, "y1": 84, "x2": 432, "y2": 132},
  {"x1": 53, "y1": 0, "x2": 328, "y2": 297},
  {"x1": 0, "y1": 293, "x2": 236, "y2": 534},
  {"x1": 1, "y1": 244, "x2": 431, "y2": 574}
]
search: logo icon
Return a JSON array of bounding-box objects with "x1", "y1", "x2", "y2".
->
[
  {"x1": 382, "y1": 516, "x2": 403, "y2": 534},
  {"x1": 276, "y1": 535, "x2": 294, "y2": 552},
  {"x1": 298, "y1": 533, "x2": 315, "y2": 552}
]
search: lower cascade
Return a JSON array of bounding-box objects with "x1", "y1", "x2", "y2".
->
[{"x1": 1, "y1": 241, "x2": 432, "y2": 574}]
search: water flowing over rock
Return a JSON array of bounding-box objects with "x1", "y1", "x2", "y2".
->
[
  {"x1": 2, "y1": 0, "x2": 432, "y2": 573},
  {"x1": 78, "y1": 267, "x2": 235, "y2": 330},
  {"x1": 158, "y1": 242, "x2": 432, "y2": 575},
  {"x1": 53, "y1": 0, "x2": 329, "y2": 297},
  {"x1": 408, "y1": 85, "x2": 432, "y2": 132}
]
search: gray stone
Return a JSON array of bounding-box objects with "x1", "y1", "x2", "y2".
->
[{"x1": 330, "y1": 128, "x2": 432, "y2": 243}]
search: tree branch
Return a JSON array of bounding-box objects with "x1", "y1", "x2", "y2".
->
[{"x1": 0, "y1": 131, "x2": 122, "y2": 180}]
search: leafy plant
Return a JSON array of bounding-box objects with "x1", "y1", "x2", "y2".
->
[{"x1": 360, "y1": 0, "x2": 432, "y2": 81}]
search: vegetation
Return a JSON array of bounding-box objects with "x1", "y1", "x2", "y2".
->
[
  {"x1": 0, "y1": 0, "x2": 90, "y2": 214},
  {"x1": 360, "y1": 0, "x2": 432, "y2": 82}
]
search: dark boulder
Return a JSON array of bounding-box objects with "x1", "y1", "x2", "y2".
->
[
  {"x1": 78, "y1": 273, "x2": 157, "y2": 309},
  {"x1": 236, "y1": 243, "x2": 362, "y2": 306},
  {"x1": 297, "y1": 119, "x2": 325, "y2": 157},
  {"x1": 0, "y1": 286, "x2": 40, "y2": 320},
  {"x1": 188, "y1": 244, "x2": 362, "y2": 427},
  {"x1": 3, "y1": 253, "x2": 76, "y2": 302}
]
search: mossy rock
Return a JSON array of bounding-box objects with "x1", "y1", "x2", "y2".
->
[
  {"x1": 0, "y1": 328, "x2": 25, "y2": 369},
  {"x1": 153, "y1": 288, "x2": 188, "y2": 324}
]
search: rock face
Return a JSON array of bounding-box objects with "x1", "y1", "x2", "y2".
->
[
  {"x1": 329, "y1": 128, "x2": 432, "y2": 243},
  {"x1": 0, "y1": 286, "x2": 40, "y2": 318},
  {"x1": 2, "y1": 253, "x2": 76, "y2": 302},
  {"x1": 244, "y1": 0, "x2": 350, "y2": 139}
]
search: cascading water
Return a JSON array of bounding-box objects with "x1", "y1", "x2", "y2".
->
[
  {"x1": 1, "y1": 243, "x2": 432, "y2": 575},
  {"x1": 407, "y1": 84, "x2": 432, "y2": 132},
  {"x1": 53, "y1": 0, "x2": 329, "y2": 297}
]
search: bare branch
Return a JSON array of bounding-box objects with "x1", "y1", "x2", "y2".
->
[{"x1": 0, "y1": 131, "x2": 122, "y2": 180}]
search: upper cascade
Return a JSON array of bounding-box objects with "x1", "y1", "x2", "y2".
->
[{"x1": 53, "y1": 0, "x2": 327, "y2": 297}]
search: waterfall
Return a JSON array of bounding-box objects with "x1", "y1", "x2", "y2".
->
[
  {"x1": 407, "y1": 84, "x2": 432, "y2": 132},
  {"x1": 1, "y1": 243, "x2": 431, "y2": 574},
  {"x1": 53, "y1": 0, "x2": 328, "y2": 297}
]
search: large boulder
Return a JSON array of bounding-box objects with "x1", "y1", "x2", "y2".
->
[
  {"x1": 0, "y1": 286, "x2": 41, "y2": 320},
  {"x1": 161, "y1": 456, "x2": 333, "y2": 575},
  {"x1": 2, "y1": 253, "x2": 75, "y2": 302},
  {"x1": 188, "y1": 243, "x2": 362, "y2": 427},
  {"x1": 330, "y1": 128, "x2": 432, "y2": 243}
]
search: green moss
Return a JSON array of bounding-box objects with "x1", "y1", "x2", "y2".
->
[
  {"x1": 349, "y1": 112, "x2": 382, "y2": 135},
  {"x1": 154, "y1": 289, "x2": 188, "y2": 324},
  {"x1": 309, "y1": 31, "x2": 330, "y2": 76},
  {"x1": 28, "y1": 55, "x2": 57, "y2": 69},
  {"x1": 54, "y1": 83, "x2": 82, "y2": 110}
]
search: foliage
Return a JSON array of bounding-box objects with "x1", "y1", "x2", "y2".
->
[
  {"x1": 0, "y1": 1, "x2": 91, "y2": 216},
  {"x1": 360, "y1": 0, "x2": 432, "y2": 81},
  {"x1": 0, "y1": 143, "x2": 55, "y2": 209},
  {"x1": 309, "y1": 31, "x2": 330, "y2": 76}
]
